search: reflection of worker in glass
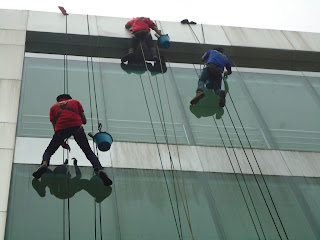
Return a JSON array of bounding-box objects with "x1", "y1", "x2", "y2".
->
[
  {"x1": 189, "y1": 78, "x2": 229, "y2": 119},
  {"x1": 190, "y1": 47, "x2": 232, "y2": 107},
  {"x1": 32, "y1": 159, "x2": 112, "y2": 203},
  {"x1": 120, "y1": 61, "x2": 167, "y2": 76}
]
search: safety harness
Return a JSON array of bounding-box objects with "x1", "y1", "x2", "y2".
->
[{"x1": 52, "y1": 100, "x2": 79, "y2": 125}]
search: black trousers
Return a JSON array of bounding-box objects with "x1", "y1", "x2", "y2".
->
[
  {"x1": 42, "y1": 126, "x2": 103, "y2": 170},
  {"x1": 131, "y1": 30, "x2": 154, "y2": 49}
]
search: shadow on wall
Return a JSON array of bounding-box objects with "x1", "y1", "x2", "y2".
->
[
  {"x1": 189, "y1": 88, "x2": 225, "y2": 119},
  {"x1": 32, "y1": 164, "x2": 112, "y2": 203}
]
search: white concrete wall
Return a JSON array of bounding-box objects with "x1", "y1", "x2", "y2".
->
[
  {"x1": 14, "y1": 137, "x2": 320, "y2": 178},
  {"x1": 25, "y1": 10, "x2": 320, "y2": 52},
  {"x1": 0, "y1": 9, "x2": 28, "y2": 240}
]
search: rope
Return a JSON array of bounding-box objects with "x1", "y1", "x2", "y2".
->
[
  {"x1": 61, "y1": 11, "x2": 71, "y2": 239},
  {"x1": 154, "y1": 75, "x2": 184, "y2": 237},
  {"x1": 139, "y1": 74, "x2": 183, "y2": 240},
  {"x1": 154, "y1": 40, "x2": 194, "y2": 227},
  {"x1": 86, "y1": 14, "x2": 104, "y2": 240},
  {"x1": 155, "y1": 20, "x2": 196, "y2": 237},
  {"x1": 140, "y1": 41, "x2": 195, "y2": 239},
  {"x1": 186, "y1": 23, "x2": 289, "y2": 239},
  {"x1": 213, "y1": 116, "x2": 263, "y2": 239},
  {"x1": 225, "y1": 74, "x2": 290, "y2": 240},
  {"x1": 156, "y1": 20, "x2": 195, "y2": 233},
  {"x1": 221, "y1": 115, "x2": 266, "y2": 239}
]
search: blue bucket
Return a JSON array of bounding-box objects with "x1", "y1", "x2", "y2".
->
[
  {"x1": 158, "y1": 34, "x2": 170, "y2": 49},
  {"x1": 93, "y1": 132, "x2": 113, "y2": 152}
]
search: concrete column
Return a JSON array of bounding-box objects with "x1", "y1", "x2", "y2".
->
[{"x1": 0, "y1": 9, "x2": 28, "y2": 240}]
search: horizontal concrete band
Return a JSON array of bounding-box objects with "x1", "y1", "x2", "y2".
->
[
  {"x1": 25, "y1": 31, "x2": 320, "y2": 72},
  {"x1": 14, "y1": 137, "x2": 320, "y2": 177},
  {"x1": 2, "y1": 9, "x2": 319, "y2": 71}
]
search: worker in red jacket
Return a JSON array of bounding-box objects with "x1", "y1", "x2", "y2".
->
[
  {"x1": 32, "y1": 94, "x2": 112, "y2": 186},
  {"x1": 121, "y1": 17, "x2": 162, "y2": 63}
]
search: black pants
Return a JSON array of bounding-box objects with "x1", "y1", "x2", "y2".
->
[
  {"x1": 42, "y1": 126, "x2": 102, "y2": 170},
  {"x1": 131, "y1": 30, "x2": 154, "y2": 49}
]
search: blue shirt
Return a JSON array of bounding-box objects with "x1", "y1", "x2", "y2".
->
[{"x1": 203, "y1": 50, "x2": 232, "y2": 71}]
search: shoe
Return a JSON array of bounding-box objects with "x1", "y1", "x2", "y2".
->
[
  {"x1": 181, "y1": 19, "x2": 189, "y2": 24},
  {"x1": 219, "y1": 90, "x2": 226, "y2": 107},
  {"x1": 97, "y1": 170, "x2": 113, "y2": 186},
  {"x1": 121, "y1": 52, "x2": 134, "y2": 63},
  {"x1": 190, "y1": 91, "x2": 205, "y2": 105},
  {"x1": 32, "y1": 165, "x2": 48, "y2": 179},
  {"x1": 189, "y1": 21, "x2": 197, "y2": 24}
]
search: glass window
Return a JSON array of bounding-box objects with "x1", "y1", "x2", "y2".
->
[
  {"x1": 18, "y1": 54, "x2": 320, "y2": 152},
  {"x1": 240, "y1": 70, "x2": 320, "y2": 151},
  {"x1": 6, "y1": 164, "x2": 320, "y2": 239}
]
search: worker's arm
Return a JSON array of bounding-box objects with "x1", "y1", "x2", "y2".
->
[
  {"x1": 224, "y1": 59, "x2": 232, "y2": 76},
  {"x1": 80, "y1": 112, "x2": 87, "y2": 125},
  {"x1": 51, "y1": 121, "x2": 56, "y2": 130},
  {"x1": 151, "y1": 26, "x2": 162, "y2": 36},
  {"x1": 201, "y1": 52, "x2": 209, "y2": 62},
  {"x1": 125, "y1": 19, "x2": 134, "y2": 29},
  {"x1": 224, "y1": 70, "x2": 232, "y2": 76}
]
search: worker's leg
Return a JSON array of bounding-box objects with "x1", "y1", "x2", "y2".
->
[
  {"x1": 33, "y1": 128, "x2": 71, "y2": 179},
  {"x1": 121, "y1": 35, "x2": 139, "y2": 63},
  {"x1": 211, "y1": 73, "x2": 225, "y2": 107},
  {"x1": 208, "y1": 66, "x2": 226, "y2": 107},
  {"x1": 144, "y1": 34, "x2": 159, "y2": 61},
  {"x1": 190, "y1": 68, "x2": 210, "y2": 105},
  {"x1": 72, "y1": 126, "x2": 103, "y2": 170},
  {"x1": 73, "y1": 127, "x2": 112, "y2": 186}
]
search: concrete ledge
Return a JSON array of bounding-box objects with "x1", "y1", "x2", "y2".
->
[
  {"x1": 14, "y1": 137, "x2": 320, "y2": 177},
  {"x1": 16, "y1": 9, "x2": 320, "y2": 72}
]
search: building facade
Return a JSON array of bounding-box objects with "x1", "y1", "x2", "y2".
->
[{"x1": 1, "y1": 8, "x2": 320, "y2": 239}]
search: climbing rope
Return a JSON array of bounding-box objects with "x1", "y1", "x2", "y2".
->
[
  {"x1": 58, "y1": 7, "x2": 72, "y2": 239},
  {"x1": 185, "y1": 22, "x2": 290, "y2": 238},
  {"x1": 156, "y1": 20, "x2": 194, "y2": 230},
  {"x1": 213, "y1": 114, "x2": 264, "y2": 239},
  {"x1": 225, "y1": 70, "x2": 290, "y2": 240},
  {"x1": 86, "y1": 14, "x2": 104, "y2": 240},
  {"x1": 138, "y1": 73, "x2": 183, "y2": 240},
  {"x1": 139, "y1": 39, "x2": 195, "y2": 239}
]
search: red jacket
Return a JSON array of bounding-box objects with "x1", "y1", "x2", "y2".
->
[
  {"x1": 125, "y1": 17, "x2": 156, "y2": 33},
  {"x1": 50, "y1": 99, "x2": 84, "y2": 131}
]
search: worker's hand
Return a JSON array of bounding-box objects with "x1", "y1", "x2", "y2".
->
[
  {"x1": 61, "y1": 140, "x2": 71, "y2": 151},
  {"x1": 224, "y1": 71, "x2": 229, "y2": 76}
]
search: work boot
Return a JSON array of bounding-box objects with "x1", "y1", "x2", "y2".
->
[
  {"x1": 150, "y1": 47, "x2": 159, "y2": 62},
  {"x1": 121, "y1": 48, "x2": 134, "y2": 63},
  {"x1": 96, "y1": 170, "x2": 113, "y2": 186},
  {"x1": 32, "y1": 165, "x2": 48, "y2": 179},
  {"x1": 219, "y1": 90, "x2": 226, "y2": 107},
  {"x1": 190, "y1": 91, "x2": 205, "y2": 105}
]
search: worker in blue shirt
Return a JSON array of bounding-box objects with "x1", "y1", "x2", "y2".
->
[{"x1": 190, "y1": 47, "x2": 232, "y2": 107}]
